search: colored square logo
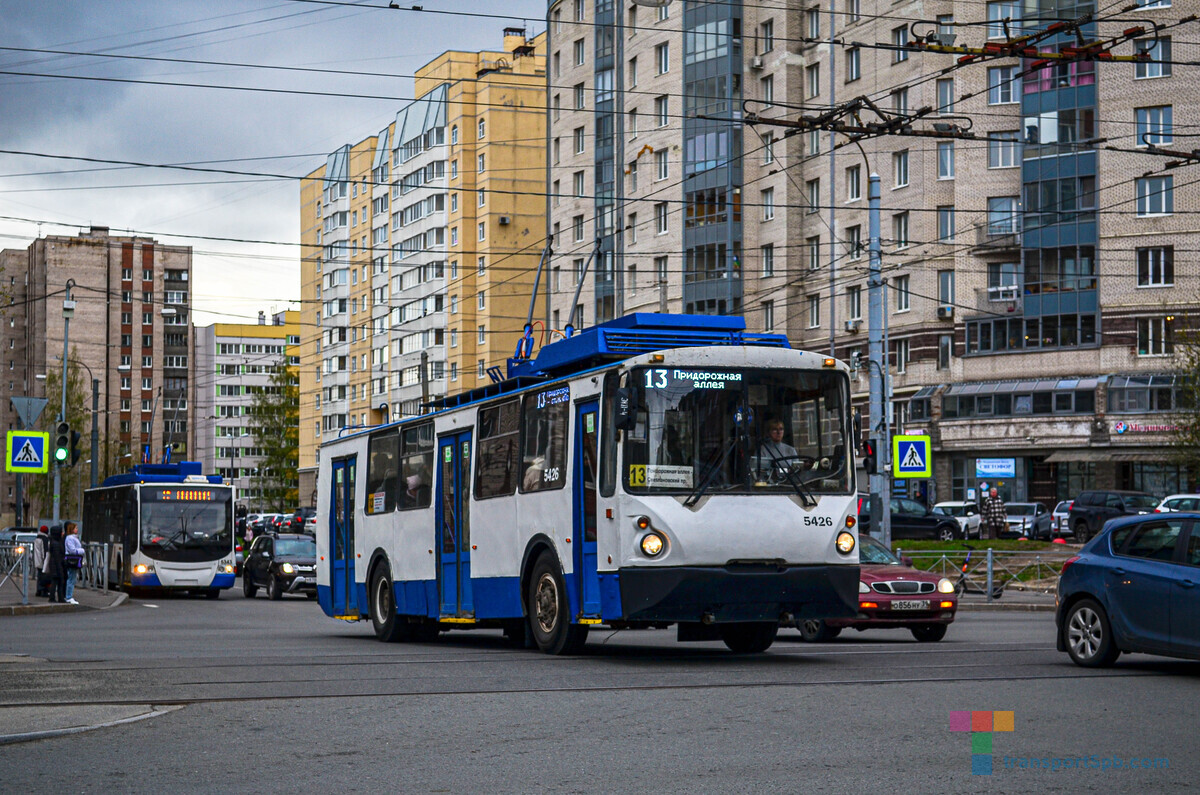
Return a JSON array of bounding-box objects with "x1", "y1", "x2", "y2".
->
[
  {"x1": 971, "y1": 711, "x2": 993, "y2": 732},
  {"x1": 948, "y1": 711, "x2": 972, "y2": 732},
  {"x1": 994, "y1": 711, "x2": 1015, "y2": 732},
  {"x1": 972, "y1": 755, "x2": 993, "y2": 776},
  {"x1": 972, "y1": 733, "x2": 993, "y2": 754}
]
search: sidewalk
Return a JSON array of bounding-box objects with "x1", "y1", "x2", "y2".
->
[
  {"x1": 957, "y1": 587, "x2": 1056, "y2": 612},
  {"x1": 0, "y1": 575, "x2": 127, "y2": 616}
]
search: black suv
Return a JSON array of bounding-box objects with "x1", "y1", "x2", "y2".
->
[
  {"x1": 1067, "y1": 490, "x2": 1159, "y2": 543},
  {"x1": 242, "y1": 533, "x2": 318, "y2": 600},
  {"x1": 858, "y1": 495, "x2": 963, "y2": 541}
]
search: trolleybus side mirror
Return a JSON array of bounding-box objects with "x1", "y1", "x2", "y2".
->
[{"x1": 614, "y1": 387, "x2": 638, "y2": 431}]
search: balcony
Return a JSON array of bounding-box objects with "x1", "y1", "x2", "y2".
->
[
  {"x1": 974, "y1": 286, "x2": 1023, "y2": 313},
  {"x1": 973, "y1": 225, "x2": 1021, "y2": 253}
]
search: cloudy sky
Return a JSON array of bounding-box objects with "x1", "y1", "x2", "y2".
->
[{"x1": 0, "y1": 0, "x2": 545, "y2": 324}]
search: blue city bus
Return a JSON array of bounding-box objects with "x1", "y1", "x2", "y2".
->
[
  {"x1": 316, "y1": 314, "x2": 860, "y2": 653},
  {"x1": 82, "y1": 462, "x2": 236, "y2": 597}
]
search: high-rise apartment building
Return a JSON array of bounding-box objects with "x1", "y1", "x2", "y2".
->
[
  {"x1": 298, "y1": 30, "x2": 546, "y2": 498},
  {"x1": 547, "y1": 0, "x2": 1198, "y2": 503},
  {"x1": 0, "y1": 227, "x2": 194, "y2": 523},
  {"x1": 193, "y1": 310, "x2": 299, "y2": 509}
]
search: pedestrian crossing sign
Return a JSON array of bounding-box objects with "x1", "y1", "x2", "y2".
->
[
  {"x1": 6, "y1": 430, "x2": 50, "y2": 474},
  {"x1": 893, "y1": 434, "x2": 932, "y2": 479}
]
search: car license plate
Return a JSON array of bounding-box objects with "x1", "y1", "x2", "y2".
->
[{"x1": 892, "y1": 600, "x2": 929, "y2": 611}]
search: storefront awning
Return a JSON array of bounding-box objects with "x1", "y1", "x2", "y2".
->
[{"x1": 1045, "y1": 449, "x2": 1162, "y2": 463}]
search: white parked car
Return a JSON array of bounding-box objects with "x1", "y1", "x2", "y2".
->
[
  {"x1": 1051, "y1": 500, "x2": 1073, "y2": 537},
  {"x1": 1155, "y1": 494, "x2": 1200, "y2": 513},
  {"x1": 933, "y1": 501, "x2": 981, "y2": 539}
]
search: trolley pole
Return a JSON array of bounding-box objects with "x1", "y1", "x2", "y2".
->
[
  {"x1": 867, "y1": 175, "x2": 892, "y2": 547},
  {"x1": 53, "y1": 279, "x2": 75, "y2": 523}
]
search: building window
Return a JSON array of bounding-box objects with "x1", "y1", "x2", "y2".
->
[
  {"x1": 573, "y1": 38, "x2": 585, "y2": 66},
  {"x1": 655, "y1": 95, "x2": 668, "y2": 127},
  {"x1": 574, "y1": 83, "x2": 585, "y2": 109},
  {"x1": 1137, "y1": 176, "x2": 1173, "y2": 216},
  {"x1": 805, "y1": 179, "x2": 819, "y2": 213},
  {"x1": 847, "y1": 286, "x2": 862, "y2": 320},
  {"x1": 807, "y1": 295, "x2": 820, "y2": 329},
  {"x1": 655, "y1": 256, "x2": 668, "y2": 282},
  {"x1": 894, "y1": 339, "x2": 910, "y2": 373},
  {"x1": 892, "y1": 26, "x2": 909, "y2": 61},
  {"x1": 847, "y1": 0, "x2": 860, "y2": 22},
  {"x1": 1137, "y1": 317, "x2": 1174, "y2": 356},
  {"x1": 988, "y1": 66, "x2": 1018, "y2": 104},
  {"x1": 656, "y1": 43, "x2": 669, "y2": 74},
  {"x1": 1137, "y1": 247, "x2": 1174, "y2": 286},
  {"x1": 807, "y1": 236, "x2": 821, "y2": 270},
  {"x1": 478, "y1": 256, "x2": 486, "y2": 275},
  {"x1": 655, "y1": 149, "x2": 668, "y2": 180},
  {"x1": 655, "y1": 203, "x2": 668, "y2": 234},
  {"x1": 846, "y1": 226, "x2": 862, "y2": 260},
  {"x1": 763, "y1": 187, "x2": 776, "y2": 220},
  {"x1": 895, "y1": 275, "x2": 910, "y2": 312},
  {"x1": 893, "y1": 150, "x2": 909, "y2": 187},
  {"x1": 987, "y1": 1, "x2": 1021, "y2": 39},
  {"x1": 987, "y1": 197, "x2": 1020, "y2": 234},
  {"x1": 938, "y1": 335, "x2": 953, "y2": 370},
  {"x1": 760, "y1": 19, "x2": 774, "y2": 52},
  {"x1": 806, "y1": 7, "x2": 820, "y2": 39},
  {"x1": 573, "y1": 126, "x2": 585, "y2": 154},
  {"x1": 1136, "y1": 106, "x2": 1173, "y2": 146},
  {"x1": 937, "y1": 206, "x2": 956, "y2": 241},
  {"x1": 573, "y1": 215, "x2": 584, "y2": 242},
  {"x1": 761, "y1": 243, "x2": 775, "y2": 276},
  {"x1": 807, "y1": 129, "x2": 820, "y2": 156},
  {"x1": 892, "y1": 87, "x2": 908, "y2": 114},
  {"x1": 846, "y1": 164, "x2": 861, "y2": 201},
  {"x1": 846, "y1": 47, "x2": 861, "y2": 81},
  {"x1": 938, "y1": 270, "x2": 955, "y2": 306},
  {"x1": 573, "y1": 171, "x2": 585, "y2": 197},
  {"x1": 937, "y1": 142, "x2": 954, "y2": 179},
  {"x1": 936, "y1": 79, "x2": 954, "y2": 114},
  {"x1": 478, "y1": 290, "x2": 486, "y2": 310},
  {"x1": 763, "y1": 132, "x2": 775, "y2": 164},
  {"x1": 477, "y1": 222, "x2": 486, "y2": 241},
  {"x1": 988, "y1": 131, "x2": 1020, "y2": 168},
  {"x1": 763, "y1": 74, "x2": 775, "y2": 106},
  {"x1": 805, "y1": 64, "x2": 819, "y2": 98},
  {"x1": 763, "y1": 300, "x2": 775, "y2": 332},
  {"x1": 1135, "y1": 38, "x2": 1171, "y2": 79}
]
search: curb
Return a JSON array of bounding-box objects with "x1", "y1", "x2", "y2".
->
[
  {"x1": 0, "y1": 590, "x2": 128, "y2": 617},
  {"x1": 957, "y1": 601, "x2": 1055, "y2": 612},
  {"x1": 0, "y1": 704, "x2": 182, "y2": 746}
]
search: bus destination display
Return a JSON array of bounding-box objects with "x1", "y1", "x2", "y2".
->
[{"x1": 146, "y1": 488, "x2": 221, "y2": 502}]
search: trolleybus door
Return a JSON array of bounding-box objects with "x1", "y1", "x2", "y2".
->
[
  {"x1": 330, "y1": 456, "x2": 361, "y2": 617},
  {"x1": 574, "y1": 401, "x2": 601, "y2": 616},
  {"x1": 437, "y1": 432, "x2": 474, "y2": 617}
]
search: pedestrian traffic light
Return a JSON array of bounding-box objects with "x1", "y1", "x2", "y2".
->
[
  {"x1": 69, "y1": 430, "x2": 82, "y2": 467},
  {"x1": 54, "y1": 421, "x2": 71, "y2": 463},
  {"x1": 863, "y1": 439, "x2": 877, "y2": 475}
]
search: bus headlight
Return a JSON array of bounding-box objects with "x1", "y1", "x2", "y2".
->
[
  {"x1": 836, "y1": 531, "x2": 856, "y2": 555},
  {"x1": 281, "y1": 562, "x2": 295, "y2": 574},
  {"x1": 222, "y1": 564, "x2": 234, "y2": 574},
  {"x1": 937, "y1": 578, "x2": 955, "y2": 594},
  {"x1": 640, "y1": 533, "x2": 665, "y2": 557},
  {"x1": 134, "y1": 563, "x2": 154, "y2": 575}
]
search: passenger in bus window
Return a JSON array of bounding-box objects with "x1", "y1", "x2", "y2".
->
[{"x1": 402, "y1": 469, "x2": 431, "y2": 509}]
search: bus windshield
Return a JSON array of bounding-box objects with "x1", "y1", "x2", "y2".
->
[
  {"x1": 139, "y1": 487, "x2": 233, "y2": 562},
  {"x1": 623, "y1": 366, "x2": 851, "y2": 497}
]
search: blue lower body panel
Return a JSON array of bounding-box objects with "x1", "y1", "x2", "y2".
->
[
  {"x1": 617, "y1": 564, "x2": 860, "y2": 623},
  {"x1": 132, "y1": 572, "x2": 163, "y2": 588},
  {"x1": 394, "y1": 579, "x2": 435, "y2": 617},
  {"x1": 599, "y1": 573, "x2": 623, "y2": 622},
  {"x1": 211, "y1": 573, "x2": 236, "y2": 589},
  {"x1": 470, "y1": 576, "x2": 523, "y2": 619}
]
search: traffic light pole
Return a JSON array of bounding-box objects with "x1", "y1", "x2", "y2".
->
[
  {"x1": 52, "y1": 280, "x2": 75, "y2": 523},
  {"x1": 867, "y1": 175, "x2": 892, "y2": 547}
]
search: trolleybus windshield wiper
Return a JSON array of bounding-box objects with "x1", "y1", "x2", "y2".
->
[
  {"x1": 683, "y1": 434, "x2": 741, "y2": 507},
  {"x1": 761, "y1": 446, "x2": 818, "y2": 508}
]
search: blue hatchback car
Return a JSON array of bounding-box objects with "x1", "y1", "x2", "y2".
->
[{"x1": 1057, "y1": 513, "x2": 1200, "y2": 667}]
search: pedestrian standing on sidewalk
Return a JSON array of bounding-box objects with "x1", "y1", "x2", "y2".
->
[
  {"x1": 63, "y1": 521, "x2": 84, "y2": 605},
  {"x1": 981, "y1": 488, "x2": 1007, "y2": 541},
  {"x1": 43, "y1": 524, "x2": 66, "y2": 603},
  {"x1": 33, "y1": 525, "x2": 51, "y2": 597}
]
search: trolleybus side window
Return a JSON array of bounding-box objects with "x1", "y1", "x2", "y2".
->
[
  {"x1": 519, "y1": 385, "x2": 570, "y2": 493},
  {"x1": 365, "y1": 430, "x2": 400, "y2": 514},
  {"x1": 399, "y1": 422, "x2": 434, "y2": 509},
  {"x1": 475, "y1": 398, "x2": 520, "y2": 499},
  {"x1": 600, "y1": 370, "x2": 619, "y2": 497}
]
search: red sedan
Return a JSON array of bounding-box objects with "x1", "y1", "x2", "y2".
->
[{"x1": 798, "y1": 535, "x2": 958, "y2": 642}]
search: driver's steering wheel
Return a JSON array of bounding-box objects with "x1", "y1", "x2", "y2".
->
[{"x1": 760, "y1": 455, "x2": 816, "y2": 484}]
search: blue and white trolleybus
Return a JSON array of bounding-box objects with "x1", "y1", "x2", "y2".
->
[{"x1": 315, "y1": 314, "x2": 860, "y2": 653}]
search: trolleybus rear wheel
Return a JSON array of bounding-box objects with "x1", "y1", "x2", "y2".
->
[
  {"x1": 527, "y1": 551, "x2": 588, "y2": 655},
  {"x1": 370, "y1": 563, "x2": 410, "y2": 643},
  {"x1": 720, "y1": 622, "x2": 778, "y2": 653}
]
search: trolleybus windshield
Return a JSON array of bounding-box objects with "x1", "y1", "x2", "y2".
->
[
  {"x1": 624, "y1": 367, "x2": 851, "y2": 496},
  {"x1": 139, "y1": 487, "x2": 234, "y2": 562}
]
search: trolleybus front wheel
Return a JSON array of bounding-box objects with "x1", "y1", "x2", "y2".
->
[
  {"x1": 370, "y1": 562, "x2": 410, "y2": 643},
  {"x1": 527, "y1": 551, "x2": 588, "y2": 655},
  {"x1": 720, "y1": 622, "x2": 778, "y2": 653}
]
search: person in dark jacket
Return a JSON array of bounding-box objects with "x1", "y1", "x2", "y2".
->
[
  {"x1": 43, "y1": 524, "x2": 67, "y2": 603},
  {"x1": 33, "y1": 525, "x2": 51, "y2": 597}
]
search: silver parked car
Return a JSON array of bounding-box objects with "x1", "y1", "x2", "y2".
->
[{"x1": 1004, "y1": 502, "x2": 1053, "y2": 540}]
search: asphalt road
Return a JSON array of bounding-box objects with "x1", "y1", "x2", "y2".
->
[{"x1": 0, "y1": 589, "x2": 1197, "y2": 793}]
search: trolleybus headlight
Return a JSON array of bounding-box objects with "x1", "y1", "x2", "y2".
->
[
  {"x1": 222, "y1": 564, "x2": 234, "y2": 574},
  {"x1": 937, "y1": 577, "x2": 955, "y2": 594},
  {"x1": 133, "y1": 563, "x2": 154, "y2": 575},
  {"x1": 640, "y1": 533, "x2": 665, "y2": 557},
  {"x1": 859, "y1": 580, "x2": 871, "y2": 594},
  {"x1": 281, "y1": 563, "x2": 295, "y2": 574},
  {"x1": 835, "y1": 531, "x2": 856, "y2": 555}
]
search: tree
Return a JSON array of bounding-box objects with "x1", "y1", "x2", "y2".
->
[
  {"x1": 1172, "y1": 316, "x2": 1200, "y2": 489},
  {"x1": 29, "y1": 351, "x2": 89, "y2": 521},
  {"x1": 248, "y1": 365, "x2": 299, "y2": 511}
]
